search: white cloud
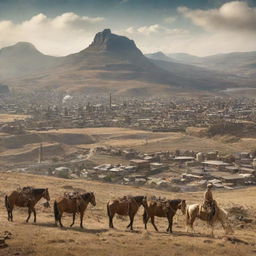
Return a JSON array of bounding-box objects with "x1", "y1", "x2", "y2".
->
[
  {"x1": 125, "y1": 24, "x2": 187, "y2": 36},
  {"x1": 173, "y1": 1, "x2": 256, "y2": 56},
  {"x1": 0, "y1": 12, "x2": 104, "y2": 56},
  {"x1": 178, "y1": 1, "x2": 256, "y2": 32}
]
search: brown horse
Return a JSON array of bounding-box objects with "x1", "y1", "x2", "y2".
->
[
  {"x1": 5, "y1": 187, "x2": 50, "y2": 223},
  {"x1": 54, "y1": 192, "x2": 96, "y2": 228},
  {"x1": 143, "y1": 199, "x2": 186, "y2": 233},
  {"x1": 107, "y1": 196, "x2": 146, "y2": 230}
]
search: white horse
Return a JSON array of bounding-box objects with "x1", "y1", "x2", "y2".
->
[{"x1": 185, "y1": 203, "x2": 234, "y2": 237}]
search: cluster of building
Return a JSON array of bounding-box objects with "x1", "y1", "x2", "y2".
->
[
  {"x1": 43, "y1": 146, "x2": 256, "y2": 192},
  {"x1": 1, "y1": 91, "x2": 256, "y2": 191},
  {"x1": 1, "y1": 92, "x2": 256, "y2": 132}
]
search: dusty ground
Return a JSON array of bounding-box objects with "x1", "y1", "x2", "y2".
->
[{"x1": 0, "y1": 172, "x2": 255, "y2": 256}]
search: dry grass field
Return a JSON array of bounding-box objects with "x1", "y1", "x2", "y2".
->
[
  {"x1": 1, "y1": 127, "x2": 255, "y2": 167},
  {"x1": 0, "y1": 114, "x2": 30, "y2": 123},
  {"x1": 0, "y1": 172, "x2": 255, "y2": 256},
  {"x1": 38, "y1": 127, "x2": 256, "y2": 154}
]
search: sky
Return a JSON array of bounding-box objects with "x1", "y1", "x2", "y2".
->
[{"x1": 0, "y1": 0, "x2": 255, "y2": 56}]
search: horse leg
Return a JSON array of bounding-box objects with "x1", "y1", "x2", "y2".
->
[
  {"x1": 58, "y1": 213, "x2": 64, "y2": 228},
  {"x1": 80, "y1": 212, "x2": 84, "y2": 229},
  {"x1": 151, "y1": 216, "x2": 158, "y2": 232},
  {"x1": 143, "y1": 210, "x2": 149, "y2": 230},
  {"x1": 109, "y1": 213, "x2": 115, "y2": 228},
  {"x1": 169, "y1": 217, "x2": 173, "y2": 233},
  {"x1": 7, "y1": 208, "x2": 13, "y2": 222},
  {"x1": 189, "y1": 215, "x2": 197, "y2": 234},
  {"x1": 127, "y1": 214, "x2": 135, "y2": 231},
  {"x1": 11, "y1": 210, "x2": 13, "y2": 222},
  {"x1": 32, "y1": 207, "x2": 36, "y2": 223},
  {"x1": 209, "y1": 223, "x2": 214, "y2": 237},
  {"x1": 166, "y1": 216, "x2": 170, "y2": 232},
  {"x1": 144, "y1": 215, "x2": 149, "y2": 230},
  {"x1": 26, "y1": 208, "x2": 32, "y2": 223},
  {"x1": 70, "y1": 212, "x2": 76, "y2": 227}
]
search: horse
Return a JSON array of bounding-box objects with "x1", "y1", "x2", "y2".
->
[
  {"x1": 107, "y1": 195, "x2": 146, "y2": 230},
  {"x1": 5, "y1": 187, "x2": 50, "y2": 223},
  {"x1": 185, "y1": 203, "x2": 234, "y2": 237},
  {"x1": 54, "y1": 192, "x2": 96, "y2": 228},
  {"x1": 143, "y1": 198, "x2": 186, "y2": 233}
]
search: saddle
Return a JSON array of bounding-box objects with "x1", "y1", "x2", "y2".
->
[
  {"x1": 17, "y1": 186, "x2": 33, "y2": 193},
  {"x1": 118, "y1": 195, "x2": 132, "y2": 202},
  {"x1": 64, "y1": 192, "x2": 80, "y2": 200},
  {"x1": 16, "y1": 186, "x2": 34, "y2": 206},
  {"x1": 202, "y1": 200, "x2": 217, "y2": 221}
]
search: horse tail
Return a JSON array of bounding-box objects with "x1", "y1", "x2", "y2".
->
[
  {"x1": 107, "y1": 202, "x2": 111, "y2": 218},
  {"x1": 54, "y1": 201, "x2": 59, "y2": 222},
  {"x1": 185, "y1": 207, "x2": 190, "y2": 226},
  {"x1": 5, "y1": 195, "x2": 10, "y2": 212},
  {"x1": 143, "y1": 208, "x2": 148, "y2": 224}
]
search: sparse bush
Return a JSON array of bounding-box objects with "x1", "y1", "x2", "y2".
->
[{"x1": 208, "y1": 121, "x2": 244, "y2": 137}]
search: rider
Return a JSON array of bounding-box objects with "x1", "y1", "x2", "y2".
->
[{"x1": 203, "y1": 183, "x2": 216, "y2": 220}]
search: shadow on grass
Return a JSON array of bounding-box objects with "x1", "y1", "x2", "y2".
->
[
  {"x1": 34, "y1": 222, "x2": 108, "y2": 233},
  {"x1": 172, "y1": 230, "x2": 217, "y2": 239},
  {"x1": 70, "y1": 226, "x2": 108, "y2": 234}
]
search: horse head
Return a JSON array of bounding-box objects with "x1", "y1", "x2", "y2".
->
[
  {"x1": 178, "y1": 200, "x2": 186, "y2": 215},
  {"x1": 43, "y1": 188, "x2": 50, "y2": 202},
  {"x1": 133, "y1": 195, "x2": 147, "y2": 205},
  {"x1": 89, "y1": 192, "x2": 96, "y2": 207},
  {"x1": 141, "y1": 196, "x2": 148, "y2": 209}
]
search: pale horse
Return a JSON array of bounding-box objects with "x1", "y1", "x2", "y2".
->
[{"x1": 185, "y1": 203, "x2": 234, "y2": 237}]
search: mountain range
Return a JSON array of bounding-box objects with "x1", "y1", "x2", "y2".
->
[
  {"x1": 146, "y1": 51, "x2": 256, "y2": 79},
  {"x1": 0, "y1": 29, "x2": 255, "y2": 95}
]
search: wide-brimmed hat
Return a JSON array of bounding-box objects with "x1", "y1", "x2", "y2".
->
[{"x1": 207, "y1": 183, "x2": 213, "y2": 188}]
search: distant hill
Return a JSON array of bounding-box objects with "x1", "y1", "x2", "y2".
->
[
  {"x1": 1, "y1": 29, "x2": 255, "y2": 95},
  {"x1": 166, "y1": 52, "x2": 256, "y2": 79},
  {"x1": 145, "y1": 51, "x2": 174, "y2": 62},
  {"x1": 0, "y1": 42, "x2": 60, "y2": 79}
]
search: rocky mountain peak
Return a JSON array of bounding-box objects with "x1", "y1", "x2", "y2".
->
[{"x1": 85, "y1": 29, "x2": 143, "y2": 57}]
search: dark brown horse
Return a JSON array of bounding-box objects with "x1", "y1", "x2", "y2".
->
[
  {"x1": 5, "y1": 187, "x2": 50, "y2": 223},
  {"x1": 54, "y1": 192, "x2": 96, "y2": 228},
  {"x1": 143, "y1": 198, "x2": 186, "y2": 233},
  {"x1": 107, "y1": 195, "x2": 146, "y2": 230}
]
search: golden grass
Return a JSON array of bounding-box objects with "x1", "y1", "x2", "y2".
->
[
  {"x1": 0, "y1": 172, "x2": 255, "y2": 256},
  {"x1": 0, "y1": 114, "x2": 30, "y2": 123},
  {"x1": 32, "y1": 127, "x2": 256, "y2": 154}
]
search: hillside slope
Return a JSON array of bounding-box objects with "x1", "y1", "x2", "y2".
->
[{"x1": 0, "y1": 172, "x2": 255, "y2": 256}]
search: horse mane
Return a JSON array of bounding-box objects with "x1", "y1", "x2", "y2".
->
[
  {"x1": 31, "y1": 188, "x2": 46, "y2": 195},
  {"x1": 133, "y1": 195, "x2": 145, "y2": 202},
  {"x1": 170, "y1": 199, "x2": 182, "y2": 205},
  {"x1": 81, "y1": 192, "x2": 92, "y2": 201}
]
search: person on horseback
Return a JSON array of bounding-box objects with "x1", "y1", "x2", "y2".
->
[{"x1": 203, "y1": 183, "x2": 216, "y2": 221}]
